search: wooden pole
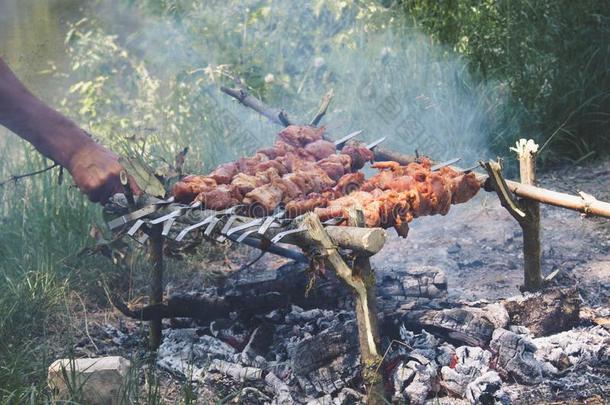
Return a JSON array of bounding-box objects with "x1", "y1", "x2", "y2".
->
[
  {"x1": 301, "y1": 213, "x2": 385, "y2": 404},
  {"x1": 347, "y1": 208, "x2": 385, "y2": 405},
  {"x1": 513, "y1": 139, "x2": 542, "y2": 291},
  {"x1": 149, "y1": 225, "x2": 164, "y2": 349}
]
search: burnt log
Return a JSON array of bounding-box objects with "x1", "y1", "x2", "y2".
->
[
  {"x1": 291, "y1": 320, "x2": 360, "y2": 396},
  {"x1": 502, "y1": 287, "x2": 580, "y2": 337},
  {"x1": 391, "y1": 303, "x2": 509, "y2": 347}
]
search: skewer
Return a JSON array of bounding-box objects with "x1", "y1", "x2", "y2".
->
[
  {"x1": 366, "y1": 137, "x2": 386, "y2": 150},
  {"x1": 334, "y1": 130, "x2": 363, "y2": 149},
  {"x1": 431, "y1": 158, "x2": 461, "y2": 171}
]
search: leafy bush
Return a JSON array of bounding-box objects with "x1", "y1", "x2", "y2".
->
[{"x1": 397, "y1": 0, "x2": 610, "y2": 164}]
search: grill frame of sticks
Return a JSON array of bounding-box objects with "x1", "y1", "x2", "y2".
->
[{"x1": 103, "y1": 84, "x2": 610, "y2": 404}]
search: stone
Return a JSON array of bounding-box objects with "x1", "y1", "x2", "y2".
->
[
  {"x1": 48, "y1": 356, "x2": 131, "y2": 405},
  {"x1": 440, "y1": 346, "x2": 492, "y2": 396},
  {"x1": 490, "y1": 329, "x2": 543, "y2": 384}
]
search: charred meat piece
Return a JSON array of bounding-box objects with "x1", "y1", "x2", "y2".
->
[
  {"x1": 317, "y1": 154, "x2": 352, "y2": 181},
  {"x1": 285, "y1": 194, "x2": 329, "y2": 217},
  {"x1": 341, "y1": 145, "x2": 373, "y2": 170},
  {"x1": 334, "y1": 172, "x2": 365, "y2": 196},
  {"x1": 209, "y1": 162, "x2": 239, "y2": 184},
  {"x1": 231, "y1": 173, "x2": 263, "y2": 195}
]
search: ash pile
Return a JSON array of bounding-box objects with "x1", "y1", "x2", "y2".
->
[{"x1": 155, "y1": 261, "x2": 610, "y2": 404}]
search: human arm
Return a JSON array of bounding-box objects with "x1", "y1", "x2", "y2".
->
[{"x1": 0, "y1": 57, "x2": 138, "y2": 202}]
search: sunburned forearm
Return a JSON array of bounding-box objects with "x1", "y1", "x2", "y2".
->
[{"x1": 0, "y1": 58, "x2": 93, "y2": 168}]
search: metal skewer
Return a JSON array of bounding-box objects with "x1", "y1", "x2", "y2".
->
[
  {"x1": 366, "y1": 136, "x2": 386, "y2": 150},
  {"x1": 334, "y1": 130, "x2": 363, "y2": 149}
]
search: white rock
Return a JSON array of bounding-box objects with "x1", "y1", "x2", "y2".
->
[{"x1": 48, "y1": 356, "x2": 131, "y2": 405}]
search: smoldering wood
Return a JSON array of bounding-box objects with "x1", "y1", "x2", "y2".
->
[
  {"x1": 502, "y1": 287, "x2": 580, "y2": 337},
  {"x1": 108, "y1": 256, "x2": 449, "y2": 323}
]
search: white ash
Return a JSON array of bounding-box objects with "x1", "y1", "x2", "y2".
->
[
  {"x1": 440, "y1": 346, "x2": 493, "y2": 396},
  {"x1": 156, "y1": 328, "x2": 236, "y2": 380},
  {"x1": 532, "y1": 326, "x2": 610, "y2": 373}
]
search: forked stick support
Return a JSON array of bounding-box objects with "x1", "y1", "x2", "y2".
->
[
  {"x1": 483, "y1": 139, "x2": 542, "y2": 291},
  {"x1": 301, "y1": 211, "x2": 385, "y2": 405}
]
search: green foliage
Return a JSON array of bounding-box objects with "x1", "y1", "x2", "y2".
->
[{"x1": 397, "y1": 0, "x2": 610, "y2": 164}]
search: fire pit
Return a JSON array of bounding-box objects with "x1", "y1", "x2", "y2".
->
[{"x1": 103, "y1": 86, "x2": 610, "y2": 404}]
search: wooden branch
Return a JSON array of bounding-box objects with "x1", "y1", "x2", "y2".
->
[
  {"x1": 0, "y1": 163, "x2": 59, "y2": 187},
  {"x1": 310, "y1": 89, "x2": 334, "y2": 126},
  {"x1": 504, "y1": 180, "x2": 610, "y2": 219},
  {"x1": 347, "y1": 208, "x2": 385, "y2": 405},
  {"x1": 302, "y1": 212, "x2": 385, "y2": 404},
  {"x1": 220, "y1": 85, "x2": 293, "y2": 127},
  {"x1": 481, "y1": 160, "x2": 527, "y2": 222},
  {"x1": 512, "y1": 139, "x2": 542, "y2": 291}
]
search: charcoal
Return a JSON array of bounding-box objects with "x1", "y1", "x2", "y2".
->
[
  {"x1": 208, "y1": 359, "x2": 262, "y2": 381},
  {"x1": 401, "y1": 360, "x2": 438, "y2": 405},
  {"x1": 465, "y1": 371, "x2": 510, "y2": 405},
  {"x1": 397, "y1": 306, "x2": 497, "y2": 347},
  {"x1": 265, "y1": 372, "x2": 294, "y2": 405},
  {"x1": 532, "y1": 326, "x2": 610, "y2": 373},
  {"x1": 440, "y1": 346, "x2": 492, "y2": 396},
  {"x1": 490, "y1": 328, "x2": 543, "y2": 384},
  {"x1": 291, "y1": 321, "x2": 360, "y2": 396}
]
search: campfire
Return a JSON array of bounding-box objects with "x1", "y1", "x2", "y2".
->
[{"x1": 103, "y1": 85, "x2": 610, "y2": 404}]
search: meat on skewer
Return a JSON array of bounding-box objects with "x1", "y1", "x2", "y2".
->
[{"x1": 171, "y1": 125, "x2": 481, "y2": 236}]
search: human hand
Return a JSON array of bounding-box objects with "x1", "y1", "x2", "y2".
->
[{"x1": 67, "y1": 141, "x2": 141, "y2": 203}]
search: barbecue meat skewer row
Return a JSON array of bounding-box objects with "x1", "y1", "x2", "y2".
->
[{"x1": 172, "y1": 125, "x2": 373, "y2": 212}]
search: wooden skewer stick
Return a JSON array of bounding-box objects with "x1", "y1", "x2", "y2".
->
[{"x1": 301, "y1": 212, "x2": 385, "y2": 405}]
